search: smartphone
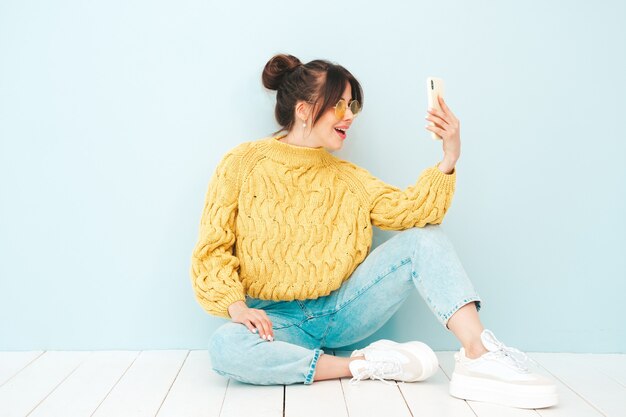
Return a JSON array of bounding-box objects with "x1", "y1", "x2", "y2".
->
[{"x1": 426, "y1": 77, "x2": 445, "y2": 141}]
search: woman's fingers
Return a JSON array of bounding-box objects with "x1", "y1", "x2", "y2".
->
[
  {"x1": 243, "y1": 320, "x2": 257, "y2": 334},
  {"x1": 257, "y1": 310, "x2": 274, "y2": 340},
  {"x1": 437, "y1": 96, "x2": 459, "y2": 122},
  {"x1": 251, "y1": 311, "x2": 274, "y2": 341},
  {"x1": 251, "y1": 317, "x2": 265, "y2": 339},
  {"x1": 239, "y1": 315, "x2": 263, "y2": 336},
  {"x1": 262, "y1": 316, "x2": 274, "y2": 341},
  {"x1": 232, "y1": 308, "x2": 275, "y2": 341},
  {"x1": 425, "y1": 124, "x2": 445, "y2": 136},
  {"x1": 258, "y1": 318, "x2": 271, "y2": 341},
  {"x1": 427, "y1": 97, "x2": 461, "y2": 140},
  {"x1": 426, "y1": 112, "x2": 448, "y2": 136},
  {"x1": 427, "y1": 109, "x2": 451, "y2": 129}
]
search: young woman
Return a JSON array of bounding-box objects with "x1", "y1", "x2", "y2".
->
[{"x1": 190, "y1": 53, "x2": 558, "y2": 409}]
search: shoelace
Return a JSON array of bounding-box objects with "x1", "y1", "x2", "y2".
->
[
  {"x1": 480, "y1": 331, "x2": 540, "y2": 372},
  {"x1": 483, "y1": 349, "x2": 532, "y2": 372},
  {"x1": 349, "y1": 359, "x2": 406, "y2": 386}
]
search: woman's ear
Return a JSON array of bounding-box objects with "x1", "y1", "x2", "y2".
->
[{"x1": 295, "y1": 100, "x2": 311, "y2": 124}]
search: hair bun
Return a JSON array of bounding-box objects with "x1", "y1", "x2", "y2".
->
[{"x1": 262, "y1": 54, "x2": 302, "y2": 91}]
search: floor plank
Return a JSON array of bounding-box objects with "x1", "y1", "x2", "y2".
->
[
  {"x1": 400, "y1": 353, "x2": 476, "y2": 417},
  {"x1": 90, "y1": 350, "x2": 188, "y2": 417},
  {"x1": 0, "y1": 351, "x2": 44, "y2": 387},
  {"x1": 437, "y1": 351, "x2": 542, "y2": 417},
  {"x1": 526, "y1": 353, "x2": 605, "y2": 417},
  {"x1": 0, "y1": 351, "x2": 91, "y2": 417},
  {"x1": 532, "y1": 352, "x2": 625, "y2": 417},
  {"x1": 284, "y1": 350, "x2": 349, "y2": 417},
  {"x1": 28, "y1": 351, "x2": 139, "y2": 417},
  {"x1": 219, "y1": 380, "x2": 283, "y2": 417},
  {"x1": 576, "y1": 353, "x2": 626, "y2": 388},
  {"x1": 335, "y1": 350, "x2": 412, "y2": 417},
  {"x1": 156, "y1": 350, "x2": 228, "y2": 417}
]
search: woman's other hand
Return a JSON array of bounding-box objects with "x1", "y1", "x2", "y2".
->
[
  {"x1": 228, "y1": 300, "x2": 275, "y2": 341},
  {"x1": 425, "y1": 95, "x2": 461, "y2": 162}
]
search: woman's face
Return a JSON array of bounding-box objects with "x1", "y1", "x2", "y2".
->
[{"x1": 307, "y1": 83, "x2": 356, "y2": 151}]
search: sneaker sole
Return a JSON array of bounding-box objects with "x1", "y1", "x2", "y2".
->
[
  {"x1": 449, "y1": 372, "x2": 559, "y2": 409},
  {"x1": 369, "y1": 339, "x2": 439, "y2": 382}
]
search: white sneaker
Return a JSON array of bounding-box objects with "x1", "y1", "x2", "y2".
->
[
  {"x1": 449, "y1": 329, "x2": 559, "y2": 409},
  {"x1": 348, "y1": 339, "x2": 439, "y2": 385}
]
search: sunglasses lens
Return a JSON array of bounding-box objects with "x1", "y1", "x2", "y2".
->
[
  {"x1": 350, "y1": 100, "x2": 361, "y2": 116},
  {"x1": 335, "y1": 99, "x2": 346, "y2": 119}
]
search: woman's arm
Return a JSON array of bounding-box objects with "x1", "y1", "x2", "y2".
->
[
  {"x1": 337, "y1": 159, "x2": 457, "y2": 231},
  {"x1": 190, "y1": 149, "x2": 246, "y2": 319},
  {"x1": 426, "y1": 95, "x2": 461, "y2": 172},
  {"x1": 437, "y1": 154, "x2": 458, "y2": 175}
]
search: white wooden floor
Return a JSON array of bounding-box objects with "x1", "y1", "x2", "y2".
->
[{"x1": 1, "y1": 349, "x2": 625, "y2": 417}]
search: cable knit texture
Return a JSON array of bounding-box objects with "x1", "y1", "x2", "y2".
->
[{"x1": 190, "y1": 134, "x2": 457, "y2": 318}]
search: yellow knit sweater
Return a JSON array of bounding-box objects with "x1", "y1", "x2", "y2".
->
[{"x1": 190, "y1": 134, "x2": 457, "y2": 318}]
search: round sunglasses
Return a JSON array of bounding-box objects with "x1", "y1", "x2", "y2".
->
[{"x1": 334, "y1": 98, "x2": 361, "y2": 120}]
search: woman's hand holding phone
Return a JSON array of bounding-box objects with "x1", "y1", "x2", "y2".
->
[
  {"x1": 425, "y1": 77, "x2": 461, "y2": 169},
  {"x1": 228, "y1": 301, "x2": 275, "y2": 342},
  {"x1": 425, "y1": 95, "x2": 461, "y2": 163}
]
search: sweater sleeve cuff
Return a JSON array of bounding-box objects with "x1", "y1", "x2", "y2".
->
[
  {"x1": 431, "y1": 162, "x2": 457, "y2": 193},
  {"x1": 215, "y1": 288, "x2": 247, "y2": 319}
]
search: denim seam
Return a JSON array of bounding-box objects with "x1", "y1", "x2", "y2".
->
[
  {"x1": 297, "y1": 300, "x2": 337, "y2": 319},
  {"x1": 304, "y1": 348, "x2": 324, "y2": 385},
  {"x1": 318, "y1": 313, "x2": 337, "y2": 347},
  {"x1": 409, "y1": 258, "x2": 438, "y2": 318},
  {"x1": 301, "y1": 309, "x2": 336, "y2": 319},
  {"x1": 288, "y1": 316, "x2": 311, "y2": 329},
  {"x1": 409, "y1": 246, "x2": 458, "y2": 325},
  {"x1": 272, "y1": 323, "x2": 298, "y2": 330},
  {"x1": 296, "y1": 300, "x2": 312, "y2": 318},
  {"x1": 334, "y1": 257, "x2": 412, "y2": 314}
]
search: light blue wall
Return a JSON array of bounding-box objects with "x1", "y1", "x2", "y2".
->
[{"x1": 1, "y1": 0, "x2": 624, "y2": 352}]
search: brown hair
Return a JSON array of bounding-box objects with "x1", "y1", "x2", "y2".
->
[{"x1": 262, "y1": 53, "x2": 364, "y2": 137}]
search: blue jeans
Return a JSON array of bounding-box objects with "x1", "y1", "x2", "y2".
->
[{"x1": 208, "y1": 224, "x2": 482, "y2": 385}]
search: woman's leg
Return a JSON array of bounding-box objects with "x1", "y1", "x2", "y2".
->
[
  {"x1": 210, "y1": 224, "x2": 487, "y2": 384},
  {"x1": 313, "y1": 354, "x2": 364, "y2": 381},
  {"x1": 208, "y1": 297, "x2": 325, "y2": 385},
  {"x1": 446, "y1": 301, "x2": 489, "y2": 359},
  {"x1": 312, "y1": 302, "x2": 489, "y2": 381},
  {"x1": 318, "y1": 224, "x2": 485, "y2": 354}
]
